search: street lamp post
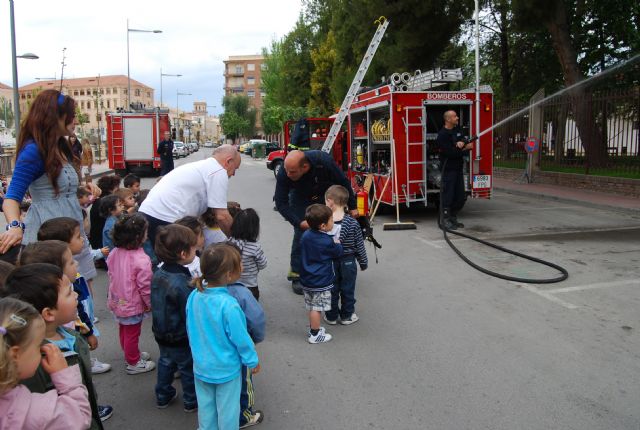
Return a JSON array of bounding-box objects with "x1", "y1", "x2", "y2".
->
[
  {"x1": 9, "y1": 0, "x2": 38, "y2": 141},
  {"x1": 127, "y1": 19, "x2": 161, "y2": 109},
  {"x1": 176, "y1": 91, "x2": 191, "y2": 141},
  {"x1": 160, "y1": 67, "x2": 181, "y2": 108}
]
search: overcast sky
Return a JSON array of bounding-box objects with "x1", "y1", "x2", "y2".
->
[{"x1": 1, "y1": 0, "x2": 303, "y2": 115}]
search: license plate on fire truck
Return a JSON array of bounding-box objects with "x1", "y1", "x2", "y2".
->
[{"x1": 473, "y1": 175, "x2": 491, "y2": 189}]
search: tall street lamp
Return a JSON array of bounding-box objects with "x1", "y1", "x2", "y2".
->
[
  {"x1": 10, "y1": 0, "x2": 38, "y2": 141},
  {"x1": 127, "y1": 19, "x2": 161, "y2": 109},
  {"x1": 176, "y1": 91, "x2": 191, "y2": 140},
  {"x1": 160, "y1": 67, "x2": 181, "y2": 108}
]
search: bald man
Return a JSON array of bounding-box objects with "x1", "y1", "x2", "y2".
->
[
  {"x1": 140, "y1": 144, "x2": 241, "y2": 245},
  {"x1": 436, "y1": 110, "x2": 474, "y2": 230},
  {"x1": 274, "y1": 150, "x2": 357, "y2": 294}
]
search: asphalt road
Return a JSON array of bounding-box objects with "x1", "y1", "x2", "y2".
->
[{"x1": 92, "y1": 150, "x2": 640, "y2": 429}]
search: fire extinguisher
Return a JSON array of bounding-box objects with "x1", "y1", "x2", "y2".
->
[
  {"x1": 357, "y1": 190, "x2": 369, "y2": 215},
  {"x1": 356, "y1": 144, "x2": 364, "y2": 167}
]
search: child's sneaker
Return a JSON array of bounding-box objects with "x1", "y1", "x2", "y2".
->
[
  {"x1": 91, "y1": 357, "x2": 112, "y2": 374},
  {"x1": 183, "y1": 403, "x2": 198, "y2": 413},
  {"x1": 126, "y1": 359, "x2": 156, "y2": 375},
  {"x1": 156, "y1": 392, "x2": 177, "y2": 409},
  {"x1": 240, "y1": 410, "x2": 264, "y2": 428},
  {"x1": 92, "y1": 316, "x2": 100, "y2": 324},
  {"x1": 339, "y1": 313, "x2": 359, "y2": 325},
  {"x1": 98, "y1": 405, "x2": 114, "y2": 421},
  {"x1": 323, "y1": 315, "x2": 338, "y2": 325},
  {"x1": 308, "y1": 327, "x2": 332, "y2": 344}
]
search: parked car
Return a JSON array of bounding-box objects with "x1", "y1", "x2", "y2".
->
[
  {"x1": 239, "y1": 141, "x2": 251, "y2": 154},
  {"x1": 204, "y1": 141, "x2": 213, "y2": 148},
  {"x1": 265, "y1": 141, "x2": 280, "y2": 156},
  {"x1": 173, "y1": 141, "x2": 187, "y2": 158}
]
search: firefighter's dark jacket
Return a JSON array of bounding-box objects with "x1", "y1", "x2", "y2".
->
[
  {"x1": 436, "y1": 126, "x2": 467, "y2": 170},
  {"x1": 275, "y1": 150, "x2": 356, "y2": 227}
]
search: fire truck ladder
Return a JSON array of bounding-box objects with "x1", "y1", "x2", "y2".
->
[
  {"x1": 321, "y1": 16, "x2": 389, "y2": 153},
  {"x1": 402, "y1": 106, "x2": 426, "y2": 206},
  {"x1": 110, "y1": 114, "x2": 125, "y2": 164}
]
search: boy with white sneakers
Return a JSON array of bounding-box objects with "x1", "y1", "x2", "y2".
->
[
  {"x1": 323, "y1": 185, "x2": 368, "y2": 326},
  {"x1": 299, "y1": 204, "x2": 343, "y2": 343}
]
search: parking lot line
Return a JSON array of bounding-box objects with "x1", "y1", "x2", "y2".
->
[
  {"x1": 514, "y1": 283, "x2": 580, "y2": 309},
  {"x1": 546, "y1": 279, "x2": 639, "y2": 295}
]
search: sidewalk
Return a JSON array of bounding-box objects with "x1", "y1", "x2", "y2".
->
[
  {"x1": 88, "y1": 160, "x2": 114, "y2": 179},
  {"x1": 494, "y1": 177, "x2": 640, "y2": 213}
]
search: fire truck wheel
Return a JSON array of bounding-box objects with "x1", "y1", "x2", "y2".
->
[{"x1": 273, "y1": 161, "x2": 283, "y2": 178}]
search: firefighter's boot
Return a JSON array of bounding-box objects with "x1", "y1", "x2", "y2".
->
[
  {"x1": 451, "y1": 214, "x2": 464, "y2": 229},
  {"x1": 441, "y1": 208, "x2": 457, "y2": 231},
  {"x1": 291, "y1": 281, "x2": 303, "y2": 295}
]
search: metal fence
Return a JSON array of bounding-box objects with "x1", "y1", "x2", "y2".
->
[{"x1": 493, "y1": 87, "x2": 640, "y2": 177}]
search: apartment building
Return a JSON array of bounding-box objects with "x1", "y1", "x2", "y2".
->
[
  {"x1": 223, "y1": 54, "x2": 266, "y2": 132},
  {"x1": 0, "y1": 83, "x2": 13, "y2": 129},
  {"x1": 18, "y1": 75, "x2": 154, "y2": 136}
]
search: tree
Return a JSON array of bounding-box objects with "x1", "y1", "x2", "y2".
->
[
  {"x1": 220, "y1": 95, "x2": 255, "y2": 143},
  {"x1": 309, "y1": 30, "x2": 337, "y2": 114},
  {"x1": 512, "y1": 0, "x2": 639, "y2": 168}
]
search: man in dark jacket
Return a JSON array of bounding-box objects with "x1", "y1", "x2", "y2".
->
[
  {"x1": 157, "y1": 131, "x2": 174, "y2": 175},
  {"x1": 274, "y1": 150, "x2": 357, "y2": 294},
  {"x1": 436, "y1": 110, "x2": 474, "y2": 230}
]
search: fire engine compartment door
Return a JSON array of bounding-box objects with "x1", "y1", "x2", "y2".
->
[{"x1": 123, "y1": 117, "x2": 154, "y2": 160}]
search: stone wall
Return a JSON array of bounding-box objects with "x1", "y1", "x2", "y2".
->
[{"x1": 494, "y1": 167, "x2": 640, "y2": 198}]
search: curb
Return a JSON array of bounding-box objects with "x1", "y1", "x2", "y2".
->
[{"x1": 494, "y1": 186, "x2": 640, "y2": 215}]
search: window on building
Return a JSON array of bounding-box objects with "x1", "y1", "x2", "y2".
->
[
  {"x1": 106, "y1": 88, "x2": 111, "y2": 95},
  {"x1": 21, "y1": 94, "x2": 25, "y2": 100},
  {"x1": 100, "y1": 101, "x2": 104, "y2": 108},
  {"x1": 113, "y1": 88, "x2": 118, "y2": 94},
  {"x1": 81, "y1": 101, "x2": 85, "y2": 109},
  {"x1": 92, "y1": 89, "x2": 97, "y2": 96},
  {"x1": 247, "y1": 90, "x2": 255, "y2": 98},
  {"x1": 247, "y1": 77, "x2": 255, "y2": 85},
  {"x1": 135, "y1": 89, "x2": 141, "y2": 96},
  {"x1": 73, "y1": 90, "x2": 79, "y2": 96},
  {"x1": 247, "y1": 63, "x2": 255, "y2": 71},
  {"x1": 235, "y1": 65, "x2": 243, "y2": 74},
  {"x1": 147, "y1": 91, "x2": 151, "y2": 98},
  {"x1": 260, "y1": 90, "x2": 266, "y2": 98},
  {"x1": 99, "y1": 89, "x2": 104, "y2": 94},
  {"x1": 87, "y1": 101, "x2": 91, "y2": 109},
  {"x1": 260, "y1": 63, "x2": 267, "y2": 71},
  {"x1": 124, "y1": 89, "x2": 128, "y2": 95},
  {"x1": 80, "y1": 89, "x2": 85, "y2": 96}
]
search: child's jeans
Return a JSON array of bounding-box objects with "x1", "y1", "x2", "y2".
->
[
  {"x1": 118, "y1": 322, "x2": 142, "y2": 365},
  {"x1": 195, "y1": 374, "x2": 241, "y2": 430},
  {"x1": 325, "y1": 255, "x2": 358, "y2": 321},
  {"x1": 155, "y1": 345, "x2": 197, "y2": 409},
  {"x1": 240, "y1": 365, "x2": 256, "y2": 426}
]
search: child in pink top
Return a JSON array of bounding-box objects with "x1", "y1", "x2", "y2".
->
[
  {"x1": 106, "y1": 213, "x2": 156, "y2": 375},
  {"x1": 0, "y1": 297, "x2": 91, "y2": 430}
]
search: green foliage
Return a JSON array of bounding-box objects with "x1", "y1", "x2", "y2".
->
[
  {"x1": 220, "y1": 94, "x2": 255, "y2": 140},
  {"x1": 309, "y1": 30, "x2": 337, "y2": 115}
]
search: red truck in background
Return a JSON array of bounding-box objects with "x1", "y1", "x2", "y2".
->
[{"x1": 106, "y1": 109, "x2": 171, "y2": 176}]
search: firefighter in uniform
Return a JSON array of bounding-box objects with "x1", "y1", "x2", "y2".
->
[
  {"x1": 274, "y1": 150, "x2": 358, "y2": 294},
  {"x1": 436, "y1": 110, "x2": 474, "y2": 230},
  {"x1": 157, "y1": 131, "x2": 174, "y2": 175}
]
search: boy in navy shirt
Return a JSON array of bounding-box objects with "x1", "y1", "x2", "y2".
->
[{"x1": 299, "y1": 204, "x2": 343, "y2": 344}]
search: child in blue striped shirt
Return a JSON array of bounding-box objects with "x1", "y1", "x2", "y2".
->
[{"x1": 324, "y1": 185, "x2": 368, "y2": 325}]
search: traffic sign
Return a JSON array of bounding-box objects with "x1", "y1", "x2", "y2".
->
[{"x1": 525, "y1": 137, "x2": 539, "y2": 153}]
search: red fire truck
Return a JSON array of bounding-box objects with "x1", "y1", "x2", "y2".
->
[
  {"x1": 266, "y1": 84, "x2": 493, "y2": 214},
  {"x1": 106, "y1": 109, "x2": 171, "y2": 176}
]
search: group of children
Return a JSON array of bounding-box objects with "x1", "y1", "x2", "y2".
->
[{"x1": 0, "y1": 171, "x2": 370, "y2": 429}]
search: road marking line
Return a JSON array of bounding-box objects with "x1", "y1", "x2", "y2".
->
[
  {"x1": 466, "y1": 206, "x2": 576, "y2": 213},
  {"x1": 414, "y1": 236, "x2": 443, "y2": 249},
  {"x1": 546, "y1": 279, "x2": 639, "y2": 294},
  {"x1": 515, "y1": 283, "x2": 579, "y2": 309}
]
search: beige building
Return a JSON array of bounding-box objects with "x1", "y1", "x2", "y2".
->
[
  {"x1": 18, "y1": 75, "x2": 154, "y2": 137},
  {"x1": 0, "y1": 82, "x2": 14, "y2": 129},
  {"x1": 171, "y1": 101, "x2": 221, "y2": 143},
  {"x1": 223, "y1": 54, "x2": 266, "y2": 132}
]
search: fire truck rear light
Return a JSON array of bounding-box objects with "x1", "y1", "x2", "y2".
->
[{"x1": 396, "y1": 104, "x2": 402, "y2": 112}]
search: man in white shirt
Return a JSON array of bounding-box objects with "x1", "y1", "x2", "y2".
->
[{"x1": 140, "y1": 144, "x2": 241, "y2": 246}]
